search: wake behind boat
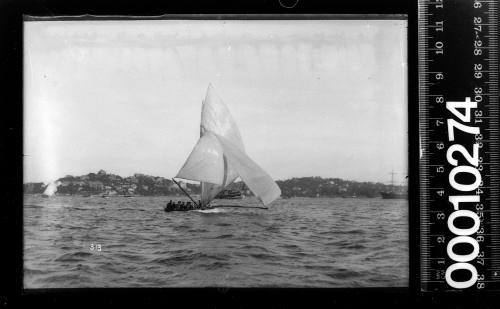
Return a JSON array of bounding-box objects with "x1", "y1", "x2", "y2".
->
[{"x1": 164, "y1": 84, "x2": 281, "y2": 212}]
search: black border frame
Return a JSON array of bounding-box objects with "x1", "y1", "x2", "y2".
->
[{"x1": 4, "y1": 0, "x2": 490, "y2": 307}]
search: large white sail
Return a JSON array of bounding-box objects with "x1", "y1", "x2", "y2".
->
[
  {"x1": 174, "y1": 132, "x2": 225, "y2": 185},
  {"x1": 214, "y1": 134, "x2": 281, "y2": 205},
  {"x1": 174, "y1": 84, "x2": 280, "y2": 207},
  {"x1": 199, "y1": 84, "x2": 245, "y2": 206},
  {"x1": 175, "y1": 131, "x2": 281, "y2": 206}
]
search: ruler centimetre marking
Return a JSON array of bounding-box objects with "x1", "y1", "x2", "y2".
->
[{"x1": 419, "y1": 0, "x2": 499, "y2": 291}]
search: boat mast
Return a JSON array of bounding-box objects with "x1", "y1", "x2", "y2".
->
[
  {"x1": 390, "y1": 170, "x2": 396, "y2": 190},
  {"x1": 172, "y1": 178, "x2": 200, "y2": 207}
]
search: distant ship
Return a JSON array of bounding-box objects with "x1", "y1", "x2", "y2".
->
[
  {"x1": 380, "y1": 171, "x2": 407, "y2": 199},
  {"x1": 215, "y1": 189, "x2": 243, "y2": 200},
  {"x1": 380, "y1": 191, "x2": 407, "y2": 199}
]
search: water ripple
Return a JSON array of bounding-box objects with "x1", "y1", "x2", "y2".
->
[{"x1": 24, "y1": 195, "x2": 408, "y2": 288}]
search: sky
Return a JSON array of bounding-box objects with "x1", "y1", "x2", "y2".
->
[{"x1": 24, "y1": 19, "x2": 408, "y2": 185}]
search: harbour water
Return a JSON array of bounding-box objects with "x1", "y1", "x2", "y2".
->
[{"x1": 24, "y1": 195, "x2": 408, "y2": 288}]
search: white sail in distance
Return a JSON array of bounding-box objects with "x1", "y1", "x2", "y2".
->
[
  {"x1": 43, "y1": 180, "x2": 61, "y2": 196},
  {"x1": 174, "y1": 84, "x2": 280, "y2": 206}
]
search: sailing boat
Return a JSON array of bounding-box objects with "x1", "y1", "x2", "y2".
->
[
  {"x1": 167, "y1": 84, "x2": 281, "y2": 211},
  {"x1": 380, "y1": 171, "x2": 407, "y2": 199},
  {"x1": 42, "y1": 180, "x2": 60, "y2": 198}
]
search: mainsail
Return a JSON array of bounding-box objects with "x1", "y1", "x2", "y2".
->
[
  {"x1": 174, "y1": 132, "x2": 225, "y2": 185},
  {"x1": 174, "y1": 84, "x2": 280, "y2": 207},
  {"x1": 214, "y1": 134, "x2": 281, "y2": 205},
  {"x1": 200, "y1": 84, "x2": 245, "y2": 206}
]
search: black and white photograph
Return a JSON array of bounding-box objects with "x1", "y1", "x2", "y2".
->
[{"x1": 23, "y1": 17, "x2": 408, "y2": 288}]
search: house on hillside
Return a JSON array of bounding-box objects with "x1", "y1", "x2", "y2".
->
[{"x1": 88, "y1": 180, "x2": 104, "y2": 190}]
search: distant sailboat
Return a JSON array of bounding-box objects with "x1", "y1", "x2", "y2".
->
[
  {"x1": 380, "y1": 171, "x2": 407, "y2": 200},
  {"x1": 42, "y1": 181, "x2": 60, "y2": 198},
  {"x1": 168, "y1": 84, "x2": 281, "y2": 211},
  {"x1": 215, "y1": 189, "x2": 243, "y2": 200}
]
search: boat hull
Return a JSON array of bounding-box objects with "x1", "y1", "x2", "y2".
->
[
  {"x1": 164, "y1": 207, "x2": 212, "y2": 212},
  {"x1": 380, "y1": 191, "x2": 407, "y2": 199},
  {"x1": 215, "y1": 190, "x2": 243, "y2": 199},
  {"x1": 216, "y1": 196, "x2": 242, "y2": 200}
]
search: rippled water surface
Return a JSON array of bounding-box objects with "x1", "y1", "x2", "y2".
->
[{"x1": 24, "y1": 195, "x2": 408, "y2": 288}]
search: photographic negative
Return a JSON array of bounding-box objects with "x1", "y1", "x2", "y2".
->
[{"x1": 23, "y1": 17, "x2": 408, "y2": 288}]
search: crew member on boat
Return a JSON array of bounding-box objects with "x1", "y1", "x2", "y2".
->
[{"x1": 164, "y1": 200, "x2": 173, "y2": 212}]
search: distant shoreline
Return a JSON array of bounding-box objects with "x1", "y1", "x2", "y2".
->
[
  {"x1": 23, "y1": 169, "x2": 407, "y2": 199},
  {"x1": 23, "y1": 193, "x2": 393, "y2": 199}
]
